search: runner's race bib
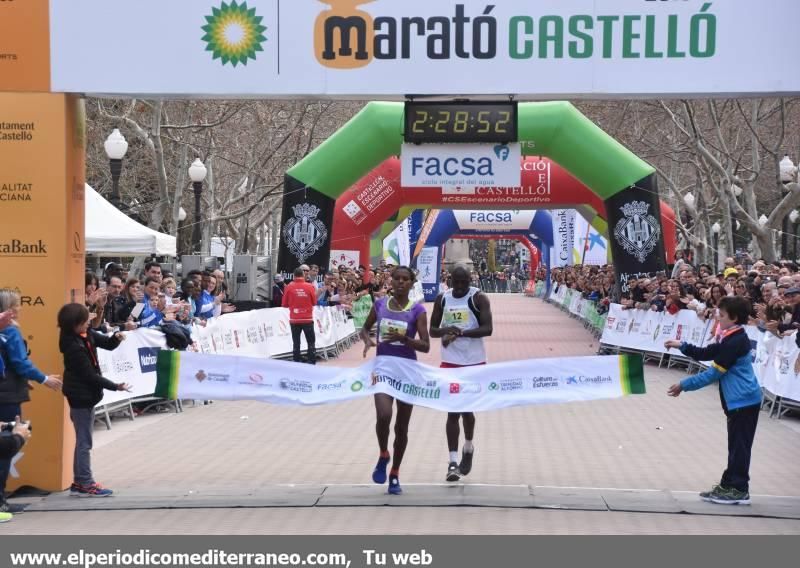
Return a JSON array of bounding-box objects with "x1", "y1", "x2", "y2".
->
[
  {"x1": 443, "y1": 308, "x2": 471, "y2": 329},
  {"x1": 379, "y1": 318, "x2": 409, "y2": 345}
]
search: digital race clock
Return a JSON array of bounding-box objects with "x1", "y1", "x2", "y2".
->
[{"x1": 404, "y1": 101, "x2": 518, "y2": 144}]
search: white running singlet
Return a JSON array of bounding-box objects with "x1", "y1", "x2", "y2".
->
[{"x1": 440, "y1": 287, "x2": 487, "y2": 366}]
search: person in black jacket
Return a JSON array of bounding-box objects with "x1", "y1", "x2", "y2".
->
[
  {"x1": 0, "y1": 419, "x2": 30, "y2": 460},
  {"x1": 57, "y1": 303, "x2": 130, "y2": 498},
  {"x1": 0, "y1": 419, "x2": 30, "y2": 523}
]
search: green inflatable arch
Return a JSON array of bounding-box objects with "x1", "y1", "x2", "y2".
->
[{"x1": 279, "y1": 101, "x2": 666, "y2": 289}]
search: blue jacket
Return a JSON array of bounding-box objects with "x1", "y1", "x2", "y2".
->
[
  {"x1": 195, "y1": 290, "x2": 216, "y2": 320},
  {"x1": 139, "y1": 295, "x2": 164, "y2": 328},
  {"x1": 0, "y1": 325, "x2": 47, "y2": 404},
  {"x1": 679, "y1": 327, "x2": 762, "y2": 411}
]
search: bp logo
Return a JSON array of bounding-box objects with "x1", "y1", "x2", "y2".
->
[
  {"x1": 351, "y1": 381, "x2": 364, "y2": 392},
  {"x1": 202, "y1": 1, "x2": 267, "y2": 67}
]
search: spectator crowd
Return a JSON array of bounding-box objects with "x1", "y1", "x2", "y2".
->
[
  {"x1": 545, "y1": 253, "x2": 800, "y2": 336},
  {"x1": 272, "y1": 260, "x2": 416, "y2": 311}
]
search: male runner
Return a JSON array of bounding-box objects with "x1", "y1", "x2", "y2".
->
[{"x1": 429, "y1": 265, "x2": 493, "y2": 482}]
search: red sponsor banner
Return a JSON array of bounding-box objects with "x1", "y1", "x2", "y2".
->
[{"x1": 332, "y1": 157, "x2": 676, "y2": 267}]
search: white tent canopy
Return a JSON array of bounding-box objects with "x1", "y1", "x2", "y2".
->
[{"x1": 85, "y1": 184, "x2": 176, "y2": 256}]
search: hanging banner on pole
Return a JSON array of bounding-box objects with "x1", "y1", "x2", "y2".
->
[
  {"x1": 413, "y1": 210, "x2": 440, "y2": 259},
  {"x1": 604, "y1": 176, "x2": 667, "y2": 292},
  {"x1": 277, "y1": 176, "x2": 335, "y2": 273},
  {"x1": 383, "y1": 217, "x2": 411, "y2": 266},
  {"x1": 552, "y1": 210, "x2": 576, "y2": 267},
  {"x1": 417, "y1": 246, "x2": 440, "y2": 299}
]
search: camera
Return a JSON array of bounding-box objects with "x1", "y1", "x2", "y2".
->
[{"x1": 0, "y1": 421, "x2": 31, "y2": 433}]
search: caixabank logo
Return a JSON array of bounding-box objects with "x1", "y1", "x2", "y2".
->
[{"x1": 202, "y1": 1, "x2": 267, "y2": 67}]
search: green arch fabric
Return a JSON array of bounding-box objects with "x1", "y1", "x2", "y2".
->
[
  {"x1": 288, "y1": 101, "x2": 654, "y2": 201},
  {"x1": 280, "y1": 100, "x2": 666, "y2": 289}
]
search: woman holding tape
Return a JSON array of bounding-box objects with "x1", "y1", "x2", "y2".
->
[{"x1": 361, "y1": 266, "x2": 430, "y2": 495}]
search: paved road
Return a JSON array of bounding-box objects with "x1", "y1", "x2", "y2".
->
[{"x1": 4, "y1": 295, "x2": 799, "y2": 534}]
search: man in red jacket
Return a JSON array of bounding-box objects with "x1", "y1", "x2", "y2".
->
[{"x1": 282, "y1": 267, "x2": 317, "y2": 364}]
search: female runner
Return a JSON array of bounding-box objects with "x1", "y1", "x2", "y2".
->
[{"x1": 361, "y1": 266, "x2": 430, "y2": 495}]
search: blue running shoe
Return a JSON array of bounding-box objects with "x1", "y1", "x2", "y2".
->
[
  {"x1": 72, "y1": 483, "x2": 113, "y2": 498},
  {"x1": 372, "y1": 456, "x2": 390, "y2": 484},
  {"x1": 388, "y1": 475, "x2": 402, "y2": 495}
]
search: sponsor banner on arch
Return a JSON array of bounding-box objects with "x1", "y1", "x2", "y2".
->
[
  {"x1": 454, "y1": 210, "x2": 537, "y2": 232},
  {"x1": 402, "y1": 143, "x2": 521, "y2": 188},
  {"x1": 21, "y1": 1, "x2": 798, "y2": 98}
]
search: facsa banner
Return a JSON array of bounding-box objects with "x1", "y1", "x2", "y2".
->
[
  {"x1": 156, "y1": 351, "x2": 645, "y2": 411},
  {"x1": 401, "y1": 144, "x2": 521, "y2": 188},
  {"x1": 454, "y1": 210, "x2": 537, "y2": 232},
  {"x1": 22, "y1": 1, "x2": 798, "y2": 98},
  {"x1": 552, "y1": 210, "x2": 576, "y2": 267}
]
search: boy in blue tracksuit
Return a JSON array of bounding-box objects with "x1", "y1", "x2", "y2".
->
[{"x1": 665, "y1": 296, "x2": 762, "y2": 505}]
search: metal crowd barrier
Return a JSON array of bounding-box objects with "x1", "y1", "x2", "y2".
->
[{"x1": 529, "y1": 287, "x2": 797, "y2": 420}]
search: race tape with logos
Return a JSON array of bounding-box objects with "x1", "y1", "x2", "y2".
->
[
  {"x1": 545, "y1": 286, "x2": 800, "y2": 402},
  {"x1": 96, "y1": 306, "x2": 356, "y2": 407},
  {"x1": 155, "y1": 352, "x2": 645, "y2": 412}
]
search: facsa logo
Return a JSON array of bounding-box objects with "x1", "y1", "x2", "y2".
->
[
  {"x1": 411, "y1": 156, "x2": 496, "y2": 178},
  {"x1": 469, "y1": 212, "x2": 512, "y2": 223}
]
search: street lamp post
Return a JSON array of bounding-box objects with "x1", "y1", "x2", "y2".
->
[
  {"x1": 780, "y1": 155, "x2": 798, "y2": 260},
  {"x1": 711, "y1": 222, "x2": 721, "y2": 271},
  {"x1": 103, "y1": 129, "x2": 128, "y2": 209},
  {"x1": 177, "y1": 207, "x2": 187, "y2": 256},
  {"x1": 791, "y1": 210, "x2": 800, "y2": 261},
  {"x1": 188, "y1": 158, "x2": 208, "y2": 254},
  {"x1": 730, "y1": 183, "x2": 742, "y2": 252}
]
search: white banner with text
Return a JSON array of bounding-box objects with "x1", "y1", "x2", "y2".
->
[
  {"x1": 41, "y1": 1, "x2": 800, "y2": 97},
  {"x1": 155, "y1": 352, "x2": 645, "y2": 412}
]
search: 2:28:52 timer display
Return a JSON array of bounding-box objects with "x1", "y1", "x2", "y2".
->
[{"x1": 404, "y1": 102, "x2": 518, "y2": 144}]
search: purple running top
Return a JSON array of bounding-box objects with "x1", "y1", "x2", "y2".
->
[{"x1": 374, "y1": 297, "x2": 426, "y2": 360}]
